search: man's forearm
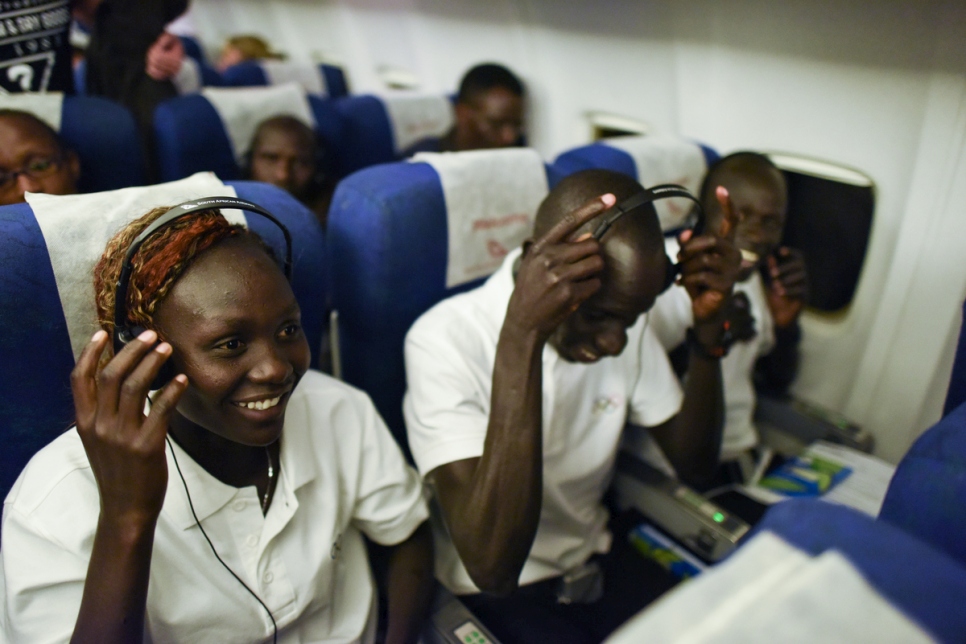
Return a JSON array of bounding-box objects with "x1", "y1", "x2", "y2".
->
[
  {"x1": 668, "y1": 348, "x2": 724, "y2": 486},
  {"x1": 438, "y1": 327, "x2": 545, "y2": 594},
  {"x1": 385, "y1": 523, "x2": 435, "y2": 644}
]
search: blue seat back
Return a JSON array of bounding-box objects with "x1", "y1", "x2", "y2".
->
[
  {"x1": 327, "y1": 157, "x2": 554, "y2": 451},
  {"x1": 878, "y1": 400, "x2": 966, "y2": 569},
  {"x1": 752, "y1": 499, "x2": 966, "y2": 643},
  {"x1": 153, "y1": 93, "x2": 342, "y2": 183},
  {"x1": 328, "y1": 95, "x2": 396, "y2": 179},
  {"x1": 554, "y1": 139, "x2": 719, "y2": 177},
  {"x1": 220, "y1": 60, "x2": 348, "y2": 98},
  {"x1": 0, "y1": 181, "x2": 326, "y2": 501},
  {"x1": 60, "y1": 96, "x2": 146, "y2": 192}
]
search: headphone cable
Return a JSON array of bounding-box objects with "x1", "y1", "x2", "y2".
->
[{"x1": 166, "y1": 435, "x2": 279, "y2": 644}]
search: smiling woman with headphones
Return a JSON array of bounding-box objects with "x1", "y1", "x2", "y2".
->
[{"x1": 1, "y1": 198, "x2": 434, "y2": 643}]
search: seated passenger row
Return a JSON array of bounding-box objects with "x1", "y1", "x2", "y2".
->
[
  {"x1": 0, "y1": 63, "x2": 527, "y2": 223},
  {"x1": 1, "y1": 143, "x2": 964, "y2": 642}
]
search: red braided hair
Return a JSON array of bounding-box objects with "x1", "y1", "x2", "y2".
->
[{"x1": 93, "y1": 206, "x2": 267, "y2": 355}]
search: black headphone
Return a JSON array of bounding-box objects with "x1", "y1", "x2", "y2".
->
[
  {"x1": 113, "y1": 196, "x2": 294, "y2": 390},
  {"x1": 592, "y1": 183, "x2": 703, "y2": 294}
]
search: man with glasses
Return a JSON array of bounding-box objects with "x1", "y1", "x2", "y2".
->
[
  {"x1": 402, "y1": 63, "x2": 526, "y2": 156},
  {"x1": 0, "y1": 110, "x2": 80, "y2": 206}
]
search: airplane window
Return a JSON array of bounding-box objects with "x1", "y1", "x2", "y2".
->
[
  {"x1": 768, "y1": 153, "x2": 875, "y2": 313},
  {"x1": 586, "y1": 111, "x2": 651, "y2": 140}
]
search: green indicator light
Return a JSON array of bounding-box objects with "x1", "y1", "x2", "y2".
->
[{"x1": 713, "y1": 512, "x2": 725, "y2": 523}]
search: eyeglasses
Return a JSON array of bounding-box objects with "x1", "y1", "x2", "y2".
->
[{"x1": 0, "y1": 155, "x2": 67, "y2": 193}]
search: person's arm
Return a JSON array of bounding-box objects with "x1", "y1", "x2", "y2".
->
[
  {"x1": 649, "y1": 186, "x2": 741, "y2": 488},
  {"x1": 69, "y1": 329, "x2": 187, "y2": 643},
  {"x1": 384, "y1": 522, "x2": 434, "y2": 644},
  {"x1": 430, "y1": 194, "x2": 615, "y2": 595}
]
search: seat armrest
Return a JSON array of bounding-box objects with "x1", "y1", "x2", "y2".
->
[
  {"x1": 422, "y1": 587, "x2": 501, "y2": 644},
  {"x1": 612, "y1": 452, "x2": 750, "y2": 562},
  {"x1": 755, "y1": 395, "x2": 873, "y2": 454}
]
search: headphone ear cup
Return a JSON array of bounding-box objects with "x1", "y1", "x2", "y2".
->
[{"x1": 112, "y1": 325, "x2": 177, "y2": 391}]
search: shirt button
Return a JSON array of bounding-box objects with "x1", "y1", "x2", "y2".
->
[
  {"x1": 232, "y1": 500, "x2": 246, "y2": 512},
  {"x1": 246, "y1": 535, "x2": 259, "y2": 547},
  {"x1": 263, "y1": 572, "x2": 274, "y2": 584}
]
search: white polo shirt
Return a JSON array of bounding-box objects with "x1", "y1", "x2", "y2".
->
[
  {"x1": 403, "y1": 248, "x2": 683, "y2": 595},
  {"x1": 649, "y1": 239, "x2": 775, "y2": 459},
  {"x1": 1, "y1": 370, "x2": 429, "y2": 644}
]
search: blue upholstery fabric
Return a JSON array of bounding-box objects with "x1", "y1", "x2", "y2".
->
[
  {"x1": 879, "y1": 400, "x2": 966, "y2": 569},
  {"x1": 153, "y1": 93, "x2": 342, "y2": 183},
  {"x1": 220, "y1": 61, "x2": 348, "y2": 98},
  {"x1": 944, "y1": 300, "x2": 966, "y2": 415},
  {"x1": 327, "y1": 160, "x2": 554, "y2": 453},
  {"x1": 0, "y1": 181, "x2": 326, "y2": 502},
  {"x1": 328, "y1": 95, "x2": 396, "y2": 179},
  {"x1": 751, "y1": 499, "x2": 966, "y2": 643},
  {"x1": 178, "y1": 36, "x2": 206, "y2": 64},
  {"x1": 60, "y1": 96, "x2": 146, "y2": 192},
  {"x1": 553, "y1": 141, "x2": 720, "y2": 180},
  {"x1": 73, "y1": 59, "x2": 86, "y2": 95}
]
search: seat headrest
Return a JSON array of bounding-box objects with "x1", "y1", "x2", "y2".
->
[
  {"x1": 555, "y1": 135, "x2": 718, "y2": 231},
  {"x1": 413, "y1": 148, "x2": 548, "y2": 287},
  {"x1": 379, "y1": 92, "x2": 454, "y2": 155},
  {"x1": 201, "y1": 83, "x2": 316, "y2": 162}
]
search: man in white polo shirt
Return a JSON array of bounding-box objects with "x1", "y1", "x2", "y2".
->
[{"x1": 403, "y1": 169, "x2": 741, "y2": 642}]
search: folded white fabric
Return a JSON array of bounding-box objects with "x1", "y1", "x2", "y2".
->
[
  {"x1": 261, "y1": 60, "x2": 326, "y2": 96},
  {"x1": 28, "y1": 172, "x2": 239, "y2": 360},
  {"x1": 171, "y1": 57, "x2": 203, "y2": 95},
  {"x1": 604, "y1": 134, "x2": 707, "y2": 231},
  {"x1": 202, "y1": 83, "x2": 316, "y2": 162},
  {"x1": 382, "y1": 92, "x2": 454, "y2": 154},
  {"x1": 414, "y1": 148, "x2": 547, "y2": 288},
  {"x1": 606, "y1": 532, "x2": 933, "y2": 643},
  {"x1": 0, "y1": 91, "x2": 64, "y2": 129}
]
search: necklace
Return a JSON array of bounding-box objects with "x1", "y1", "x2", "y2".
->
[{"x1": 261, "y1": 446, "x2": 276, "y2": 514}]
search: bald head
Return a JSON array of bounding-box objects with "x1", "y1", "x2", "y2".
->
[
  {"x1": 248, "y1": 115, "x2": 321, "y2": 200},
  {"x1": 700, "y1": 152, "x2": 786, "y2": 212}
]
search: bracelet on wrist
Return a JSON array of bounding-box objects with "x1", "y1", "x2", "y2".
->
[{"x1": 687, "y1": 322, "x2": 733, "y2": 359}]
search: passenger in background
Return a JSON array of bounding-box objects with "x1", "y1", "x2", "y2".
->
[
  {"x1": 245, "y1": 115, "x2": 335, "y2": 227},
  {"x1": 650, "y1": 151, "x2": 807, "y2": 484},
  {"x1": 215, "y1": 34, "x2": 284, "y2": 73},
  {"x1": 401, "y1": 63, "x2": 526, "y2": 156},
  {"x1": 85, "y1": 0, "x2": 190, "y2": 180},
  {"x1": 0, "y1": 110, "x2": 80, "y2": 205},
  {"x1": 403, "y1": 169, "x2": 741, "y2": 643}
]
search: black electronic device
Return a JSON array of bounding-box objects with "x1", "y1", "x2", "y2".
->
[
  {"x1": 592, "y1": 183, "x2": 704, "y2": 293},
  {"x1": 112, "y1": 196, "x2": 293, "y2": 390}
]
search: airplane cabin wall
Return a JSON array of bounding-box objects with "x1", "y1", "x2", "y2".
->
[{"x1": 189, "y1": 0, "x2": 966, "y2": 463}]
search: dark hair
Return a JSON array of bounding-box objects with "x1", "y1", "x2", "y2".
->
[
  {"x1": 457, "y1": 63, "x2": 525, "y2": 104},
  {"x1": 0, "y1": 108, "x2": 71, "y2": 155},
  {"x1": 699, "y1": 151, "x2": 782, "y2": 206}
]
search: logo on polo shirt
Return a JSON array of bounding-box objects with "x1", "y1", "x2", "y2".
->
[{"x1": 592, "y1": 395, "x2": 622, "y2": 415}]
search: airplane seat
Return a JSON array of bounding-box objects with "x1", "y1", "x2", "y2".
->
[
  {"x1": 153, "y1": 88, "x2": 342, "y2": 183},
  {"x1": 329, "y1": 148, "x2": 551, "y2": 644},
  {"x1": 0, "y1": 177, "x2": 327, "y2": 504},
  {"x1": 60, "y1": 95, "x2": 147, "y2": 192},
  {"x1": 326, "y1": 148, "x2": 552, "y2": 455},
  {"x1": 878, "y1": 399, "x2": 966, "y2": 569},
  {"x1": 328, "y1": 93, "x2": 454, "y2": 179},
  {"x1": 220, "y1": 60, "x2": 349, "y2": 98},
  {"x1": 178, "y1": 35, "x2": 206, "y2": 64},
  {"x1": 73, "y1": 59, "x2": 86, "y2": 95},
  {"x1": 612, "y1": 498, "x2": 966, "y2": 642},
  {"x1": 0, "y1": 94, "x2": 147, "y2": 192},
  {"x1": 553, "y1": 135, "x2": 717, "y2": 233}
]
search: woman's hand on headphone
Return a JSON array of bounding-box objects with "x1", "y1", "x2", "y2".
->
[
  {"x1": 71, "y1": 329, "x2": 188, "y2": 530},
  {"x1": 676, "y1": 186, "x2": 742, "y2": 324}
]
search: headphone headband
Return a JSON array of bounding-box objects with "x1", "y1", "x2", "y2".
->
[
  {"x1": 592, "y1": 183, "x2": 703, "y2": 240},
  {"x1": 113, "y1": 196, "x2": 293, "y2": 343}
]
